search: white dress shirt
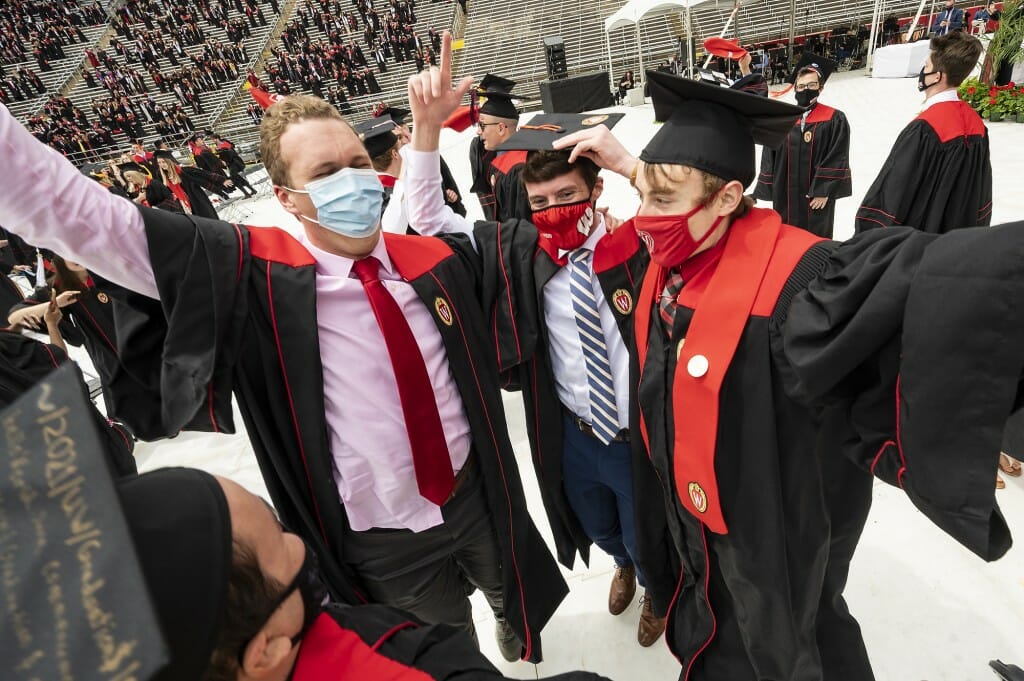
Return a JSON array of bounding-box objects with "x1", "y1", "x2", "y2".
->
[
  {"x1": 921, "y1": 88, "x2": 961, "y2": 112},
  {"x1": 404, "y1": 148, "x2": 629, "y2": 429}
]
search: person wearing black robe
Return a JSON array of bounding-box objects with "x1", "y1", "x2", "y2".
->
[
  {"x1": 0, "y1": 97, "x2": 566, "y2": 665},
  {"x1": 0, "y1": 329, "x2": 136, "y2": 475},
  {"x1": 754, "y1": 54, "x2": 852, "y2": 238},
  {"x1": 404, "y1": 81, "x2": 676, "y2": 646},
  {"x1": 473, "y1": 75, "x2": 531, "y2": 221},
  {"x1": 856, "y1": 32, "x2": 990, "y2": 234},
  {"x1": 555, "y1": 71, "x2": 1015, "y2": 681},
  {"x1": 469, "y1": 135, "x2": 497, "y2": 220}
]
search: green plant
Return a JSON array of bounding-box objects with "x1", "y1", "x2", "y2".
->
[
  {"x1": 989, "y1": 0, "x2": 1024, "y2": 77},
  {"x1": 958, "y1": 77, "x2": 986, "y2": 109},
  {"x1": 976, "y1": 82, "x2": 1021, "y2": 118}
]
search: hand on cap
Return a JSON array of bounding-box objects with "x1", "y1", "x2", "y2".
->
[
  {"x1": 408, "y1": 30, "x2": 474, "y2": 147},
  {"x1": 552, "y1": 125, "x2": 638, "y2": 179}
]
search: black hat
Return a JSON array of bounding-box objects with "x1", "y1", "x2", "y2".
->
[
  {"x1": 153, "y1": 149, "x2": 178, "y2": 163},
  {"x1": 640, "y1": 70, "x2": 803, "y2": 187},
  {"x1": 476, "y1": 74, "x2": 521, "y2": 119},
  {"x1": 375, "y1": 105, "x2": 410, "y2": 125},
  {"x1": 495, "y1": 112, "x2": 625, "y2": 151},
  {"x1": 0, "y1": 363, "x2": 169, "y2": 681},
  {"x1": 117, "y1": 160, "x2": 152, "y2": 176},
  {"x1": 355, "y1": 117, "x2": 399, "y2": 158},
  {"x1": 789, "y1": 52, "x2": 837, "y2": 85}
]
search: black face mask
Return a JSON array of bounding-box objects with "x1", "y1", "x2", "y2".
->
[
  {"x1": 918, "y1": 68, "x2": 941, "y2": 92},
  {"x1": 237, "y1": 540, "x2": 329, "y2": 666},
  {"x1": 794, "y1": 89, "x2": 819, "y2": 108}
]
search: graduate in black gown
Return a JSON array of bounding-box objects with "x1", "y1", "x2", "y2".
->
[
  {"x1": 473, "y1": 75, "x2": 532, "y2": 222},
  {"x1": 556, "y1": 71, "x2": 1016, "y2": 681},
  {"x1": 754, "y1": 54, "x2": 852, "y2": 238},
  {"x1": 856, "y1": 32, "x2": 991, "y2": 233}
]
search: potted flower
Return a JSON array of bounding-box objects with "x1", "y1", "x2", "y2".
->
[{"x1": 958, "y1": 77, "x2": 986, "y2": 111}]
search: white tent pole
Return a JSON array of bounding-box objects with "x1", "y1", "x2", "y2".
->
[
  {"x1": 636, "y1": 19, "x2": 646, "y2": 87},
  {"x1": 905, "y1": 0, "x2": 929, "y2": 43},
  {"x1": 607, "y1": 30, "x2": 615, "y2": 92},
  {"x1": 703, "y1": 3, "x2": 739, "y2": 68},
  {"x1": 686, "y1": 3, "x2": 695, "y2": 77},
  {"x1": 867, "y1": 0, "x2": 882, "y2": 74}
]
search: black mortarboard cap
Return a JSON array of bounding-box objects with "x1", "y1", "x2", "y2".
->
[
  {"x1": 355, "y1": 117, "x2": 399, "y2": 157},
  {"x1": 117, "y1": 160, "x2": 151, "y2": 176},
  {"x1": 476, "y1": 74, "x2": 521, "y2": 119},
  {"x1": 153, "y1": 149, "x2": 178, "y2": 162},
  {"x1": 640, "y1": 70, "x2": 803, "y2": 187},
  {"x1": 495, "y1": 112, "x2": 625, "y2": 151},
  {"x1": 789, "y1": 52, "x2": 838, "y2": 85},
  {"x1": 0, "y1": 363, "x2": 168, "y2": 681},
  {"x1": 376, "y1": 105, "x2": 410, "y2": 125}
]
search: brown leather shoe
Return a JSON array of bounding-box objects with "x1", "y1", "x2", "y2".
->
[
  {"x1": 637, "y1": 592, "x2": 666, "y2": 647},
  {"x1": 608, "y1": 565, "x2": 637, "y2": 615}
]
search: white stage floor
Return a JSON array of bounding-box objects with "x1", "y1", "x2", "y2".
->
[{"x1": 131, "y1": 68, "x2": 1024, "y2": 680}]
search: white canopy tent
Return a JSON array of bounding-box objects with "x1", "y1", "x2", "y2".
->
[{"x1": 603, "y1": 0, "x2": 714, "y2": 90}]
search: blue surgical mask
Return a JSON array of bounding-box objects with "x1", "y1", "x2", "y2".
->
[{"x1": 285, "y1": 167, "x2": 384, "y2": 238}]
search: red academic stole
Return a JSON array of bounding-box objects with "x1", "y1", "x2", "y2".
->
[
  {"x1": 293, "y1": 613, "x2": 432, "y2": 681},
  {"x1": 633, "y1": 209, "x2": 823, "y2": 534}
]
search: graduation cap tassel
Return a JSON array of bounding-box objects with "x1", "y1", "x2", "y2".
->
[{"x1": 35, "y1": 250, "x2": 45, "y2": 288}]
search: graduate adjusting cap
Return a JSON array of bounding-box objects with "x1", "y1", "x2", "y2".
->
[
  {"x1": 495, "y1": 112, "x2": 625, "y2": 151},
  {"x1": 641, "y1": 70, "x2": 804, "y2": 187},
  {"x1": 789, "y1": 52, "x2": 838, "y2": 85},
  {"x1": 476, "y1": 73, "x2": 521, "y2": 119},
  {"x1": 153, "y1": 149, "x2": 179, "y2": 163},
  {"x1": 355, "y1": 117, "x2": 400, "y2": 157},
  {"x1": 703, "y1": 37, "x2": 748, "y2": 60}
]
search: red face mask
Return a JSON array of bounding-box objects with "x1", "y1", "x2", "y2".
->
[
  {"x1": 633, "y1": 199, "x2": 724, "y2": 269},
  {"x1": 532, "y1": 199, "x2": 595, "y2": 252}
]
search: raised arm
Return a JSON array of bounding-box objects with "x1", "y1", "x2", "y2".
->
[
  {"x1": 405, "y1": 31, "x2": 476, "y2": 242},
  {"x1": 0, "y1": 104, "x2": 158, "y2": 299}
]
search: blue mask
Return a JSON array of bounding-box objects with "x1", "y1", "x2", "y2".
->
[{"x1": 286, "y1": 167, "x2": 384, "y2": 238}]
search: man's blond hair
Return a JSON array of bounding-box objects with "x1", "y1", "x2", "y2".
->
[{"x1": 259, "y1": 95, "x2": 345, "y2": 186}]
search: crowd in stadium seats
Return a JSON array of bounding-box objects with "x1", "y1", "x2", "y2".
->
[
  {"x1": 0, "y1": 0, "x2": 105, "y2": 67},
  {"x1": 265, "y1": 0, "x2": 442, "y2": 109}
]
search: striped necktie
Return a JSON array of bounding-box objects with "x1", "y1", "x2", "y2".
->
[
  {"x1": 660, "y1": 269, "x2": 685, "y2": 340},
  {"x1": 569, "y1": 249, "x2": 620, "y2": 444}
]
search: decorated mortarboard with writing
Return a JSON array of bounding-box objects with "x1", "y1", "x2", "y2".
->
[
  {"x1": 641, "y1": 70, "x2": 804, "y2": 187},
  {"x1": 0, "y1": 363, "x2": 167, "y2": 681},
  {"x1": 495, "y1": 112, "x2": 625, "y2": 151}
]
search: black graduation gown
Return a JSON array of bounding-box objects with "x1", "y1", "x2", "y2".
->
[
  {"x1": 754, "y1": 103, "x2": 852, "y2": 238},
  {"x1": 633, "y1": 208, "x2": 1013, "y2": 681},
  {"x1": 855, "y1": 100, "x2": 992, "y2": 234},
  {"x1": 490, "y1": 150, "x2": 532, "y2": 222},
  {"x1": 106, "y1": 208, "x2": 567, "y2": 662},
  {"x1": 465, "y1": 216, "x2": 678, "y2": 611},
  {"x1": 469, "y1": 136, "x2": 497, "y2": 221},
  {"x1": 293, "y1": 604, "x2": 610, "y2": 680},
  {"x1": 439, "y1": 156, "x2": 467, "y2": 217},
  {"x1": 0, "y1": 330, "x2": 136, "y2": 476},
  {"x1": 18, "y1": 279, "x2": 152, "y2": 429}
]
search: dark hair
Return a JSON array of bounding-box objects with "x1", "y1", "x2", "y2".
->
[
  {"x1": 930, "y1": 32, "x2": 983, "y2": 86},
  {"x1": 521, "y1": 149, "x2": 600, "y2": 191},
  {"x1": 203, "y1": 542, "x2": 286, "y2": 681},
  {"x1": 50, "y1": 255, "x2": 88, "y2": 292},
  {"x1": 795, "y1": 66, "x2": 822, "y2": 83},
  {"x1": 370, "y1": 141, "x2": 400, "y2": 172}
]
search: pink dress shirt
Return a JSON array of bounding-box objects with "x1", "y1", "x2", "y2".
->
[{"x1": 0, "y1": 104, "x2": 471, "y2": 532}]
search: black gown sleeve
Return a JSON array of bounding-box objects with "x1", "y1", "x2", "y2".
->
[
  {"x1": 809, "y1": 112, "x2": 852, "y2": 200},
  {"x1": 774, "y1": 224, "x2": 1017, "y2": 561},
  {"x1": 106, "y1": 208, "x2": 249, "y2": 440},
  {"x1": 855, "y1": 122, "x2": 927, "y2": 231},
  {"x1": 753, "y1": 142, "x2": 777, "y2": 202}
]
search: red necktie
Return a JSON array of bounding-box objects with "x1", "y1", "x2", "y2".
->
[{"x1": 352, "y1": 256, "x2": 455, "y2": 505}]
